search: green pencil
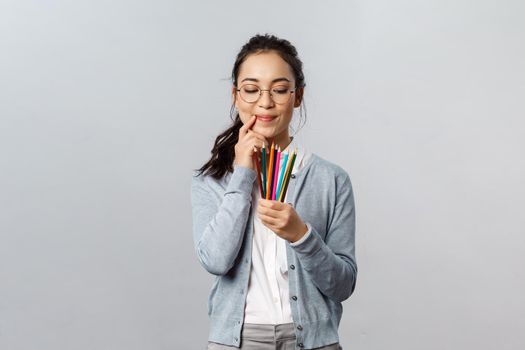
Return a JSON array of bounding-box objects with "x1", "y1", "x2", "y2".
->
[
  {"x1": 278, "y1": 148, "x2": 297, "y2": 202},
  {"x1": 261, "y1": 142, "x2": 267, "y2": 198}
]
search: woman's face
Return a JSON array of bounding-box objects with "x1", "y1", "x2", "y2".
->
[{"x1": 232, "y1": 51, "x2": 303, "y2": 142}]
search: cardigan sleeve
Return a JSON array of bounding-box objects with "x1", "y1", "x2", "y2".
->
[
  {"x1": 290, "y1": 172, "x2": 357, "y2": 302},
  {"x1": 191, "y1": 165, "x2": 256, "y2": 276}
]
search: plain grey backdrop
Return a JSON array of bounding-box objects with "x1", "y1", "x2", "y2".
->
[{"x1": 1, "y1": 0, "x2": 524, "y2": 349}]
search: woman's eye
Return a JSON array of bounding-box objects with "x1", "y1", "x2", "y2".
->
[
  {"x1": 244, "y1": 89, "x2": 258, "y2": 93},
  {"x1": 273, "y1": 89, "x2": 289, "y2": 94}
]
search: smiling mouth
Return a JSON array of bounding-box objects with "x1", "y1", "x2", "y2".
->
[{"x1": 256, "y1": 115, "x2": 277, "y2": 122}]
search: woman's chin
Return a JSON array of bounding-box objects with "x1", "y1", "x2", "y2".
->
[{"x1": 253, "y1": 126, "x2": 275, "y2": 138}]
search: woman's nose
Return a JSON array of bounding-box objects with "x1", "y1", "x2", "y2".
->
[{"x1": 258, "y1": 90, "x2": 274, "y2": 108}]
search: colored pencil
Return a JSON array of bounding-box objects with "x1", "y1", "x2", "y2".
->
[
  {"x1": 272, "y1": 147, "x2": 281, "y2": 200},
  {"x1": 267, "y1": 143, "x2": 277, "y2": 199},
  {"x1": 275, "y1": 150, "x2": 288, "y2": 201},
  {"x1": 278, "y1": 148, "x2": 297, "y2": 202},
  {"x1": 278, "y1": 149, "x2": 296, "y2": 202},
  {"x1": 261, "y1": 142, "x2": 267, "y2": 198},
  {"x1": 253, "y1": 147, "x2": 264, "y2": 198},
  {"x1": 277, "y1": 151, "x2": 292, "y2": 202},
  {"x1": 266, "y1": 142, "x2": 275, "y2": 199}
]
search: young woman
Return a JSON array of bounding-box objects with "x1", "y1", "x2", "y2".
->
[{"x1": 191, "y1": 34, "x2": 357, "y2": 350}]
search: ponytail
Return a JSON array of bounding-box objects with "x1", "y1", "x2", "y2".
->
[{"x1": 194, "y1": 107, "x2": 242, "y2": 180}]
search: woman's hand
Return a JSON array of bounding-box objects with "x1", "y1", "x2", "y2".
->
[
  {"x1": 257, "y1": 199, "x2": 309, "y2": 243},
  {"x1": 233, "y1": 115, "x2": 267, "y2": 170}
]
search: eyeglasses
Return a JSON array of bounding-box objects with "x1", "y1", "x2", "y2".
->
[{"x1": 236, "y1": 84, "x2": 295, "y2": 104}]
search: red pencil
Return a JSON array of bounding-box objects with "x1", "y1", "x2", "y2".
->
[{"x1": 252, "y1": 147, "x2": 264, "y2": 197}]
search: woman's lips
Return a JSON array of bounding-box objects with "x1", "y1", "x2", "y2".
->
[{"x1": 256, "y1": 115, "x2": 276, "y2": 122}]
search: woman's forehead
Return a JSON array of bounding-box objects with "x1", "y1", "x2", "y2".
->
[{"x1": 238, "y1": 52, "x2": 294, "y2": 84}]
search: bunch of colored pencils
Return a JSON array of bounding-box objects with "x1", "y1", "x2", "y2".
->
[{"x1": 252, "y1": 142, "x2": 297, "y2": 202}]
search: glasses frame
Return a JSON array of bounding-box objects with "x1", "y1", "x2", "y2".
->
[{"x1": 236, "y1": 84, "x2": 296, "y2": 105}]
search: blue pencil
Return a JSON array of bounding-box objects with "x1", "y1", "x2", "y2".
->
[{"x1": 275, "y1": 150, "x2": 288, "y2": 202}]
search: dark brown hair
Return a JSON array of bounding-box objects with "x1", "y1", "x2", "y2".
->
[{"x1": 194, "y1": 33, "x2": 307, "y2": 179}]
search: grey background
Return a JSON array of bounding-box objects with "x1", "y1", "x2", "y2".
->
[{"x1": 1, "y1": 0, "x2": 524, "y2": 349}]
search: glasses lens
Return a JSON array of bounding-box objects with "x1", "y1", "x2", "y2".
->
[
  {"x1": 240, "y1": 85, "x2": 260, "y2": 103},
  {"x1": 271, "y1": 85, "x2": 292, "y2": 104}
]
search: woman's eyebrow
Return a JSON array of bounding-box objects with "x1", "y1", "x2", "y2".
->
[{"x1": 241, "y1": 77, "x2": 291, "y2": 83}]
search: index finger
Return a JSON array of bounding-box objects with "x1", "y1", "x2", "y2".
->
[{"x1": 239, "y1": 115, "x2": 257, "y2": 135}]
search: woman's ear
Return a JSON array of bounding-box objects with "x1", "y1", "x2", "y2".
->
[
  {"x1": 294, "y1": 87, "x2": 304, "y2": 107},
  {"x1": 232, "y1": 85, "x2": 238, "y2": 108}
]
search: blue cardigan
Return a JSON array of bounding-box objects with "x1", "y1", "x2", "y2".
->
[{"x1": 191, "y1": 153, "x2": 357, "y2": 349}]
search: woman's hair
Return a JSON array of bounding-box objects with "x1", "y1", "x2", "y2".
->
[{"x1": 194, "y1": 33, "x2": 307, "y2": 180}]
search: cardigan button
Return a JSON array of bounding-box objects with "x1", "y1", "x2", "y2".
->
[
  {"x1": 298, "y1": 343, "x2": 304, "y2": 348},
  {"x1": 297, "y1": 325, "x2": 303, "y2": 330},
  {"x1": 291, "y1": 295, "x2": 298, "y2": 301},
  {"x1": 291, "y1": 174, "x2": 296, "y2": 179},
  {"x1": 290, "y1": 264, "x2": 295, "y2": 270}
]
